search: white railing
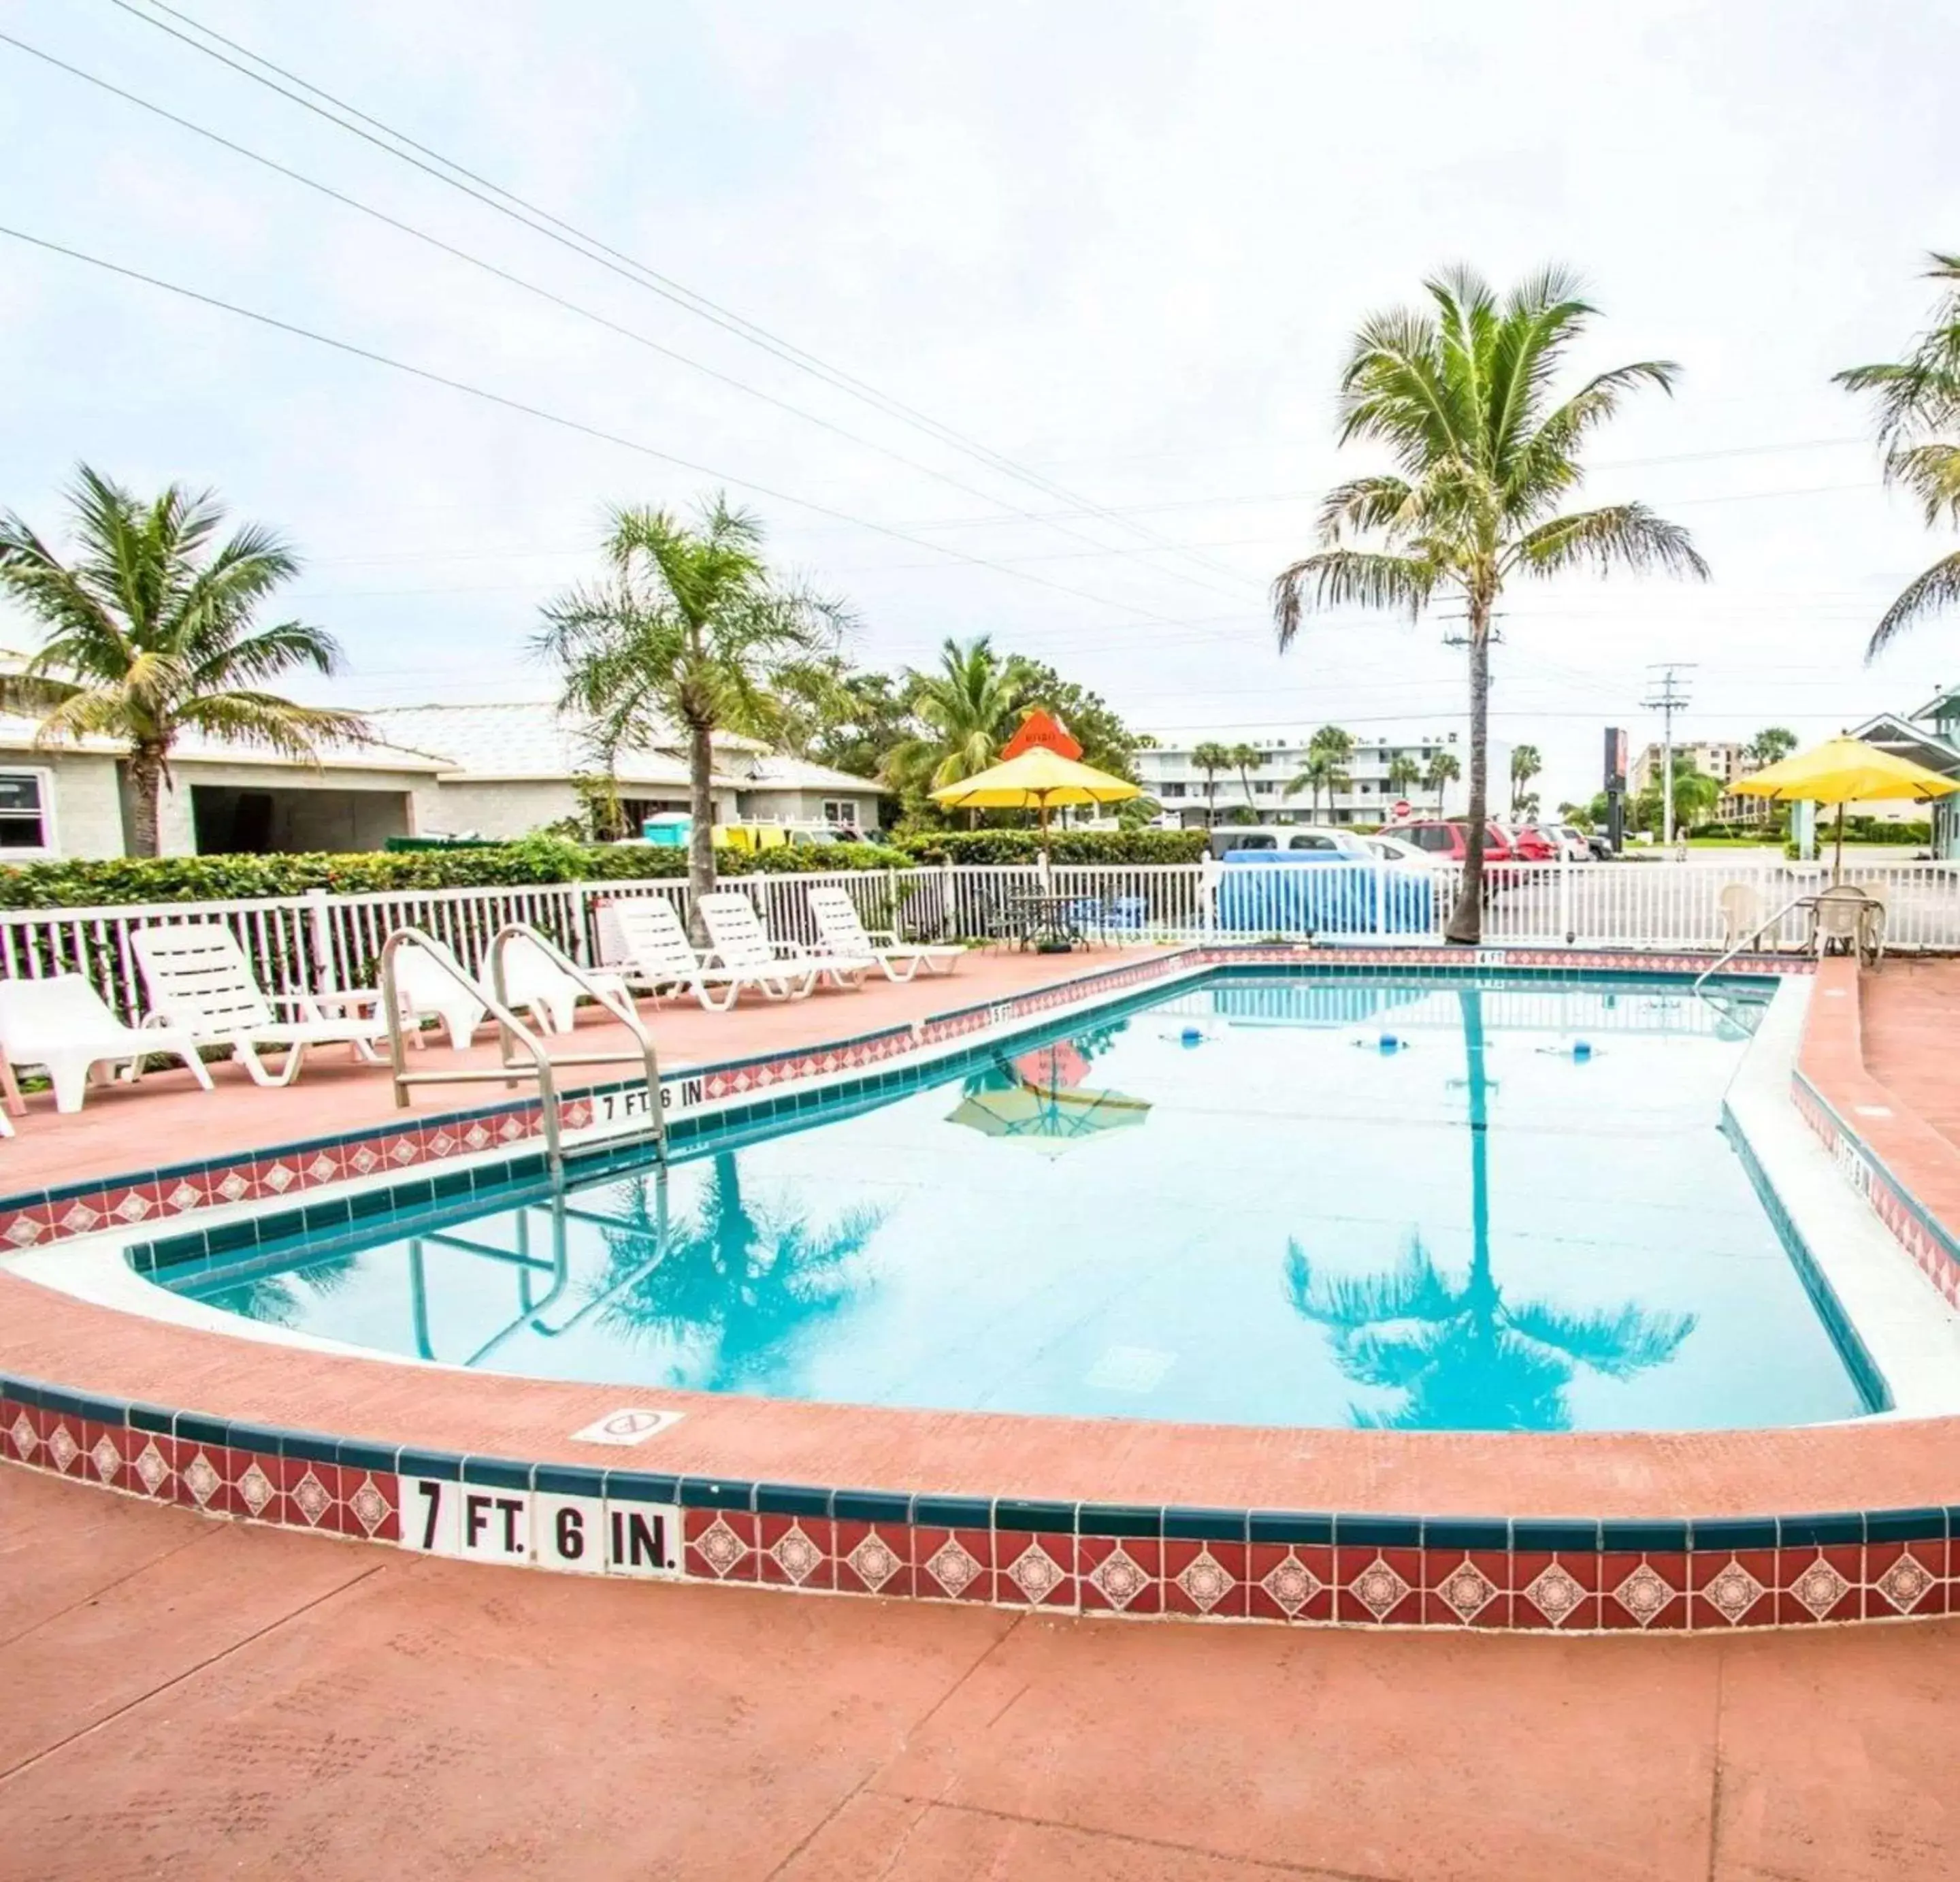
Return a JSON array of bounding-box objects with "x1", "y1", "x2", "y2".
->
[{"x1": 1, "y1": 856, "x2": 1955, "y2": 1024}]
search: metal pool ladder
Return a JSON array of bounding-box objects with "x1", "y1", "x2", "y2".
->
[{"x1": 379, "y1": 925, "x2": 667, "y2": 1171}]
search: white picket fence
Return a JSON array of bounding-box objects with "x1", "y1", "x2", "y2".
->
[{"x1": 0, "y1": 856, "x2": 1954, "y2": 1026}]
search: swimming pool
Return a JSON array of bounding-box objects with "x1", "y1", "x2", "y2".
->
[{"x1": 142, "y1": 971, "x2": 1876, "y2": 1433}]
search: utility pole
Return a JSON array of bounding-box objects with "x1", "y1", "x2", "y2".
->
[{"x1": 1642, "y1": 663, "x2": 1695, "y2": 845}]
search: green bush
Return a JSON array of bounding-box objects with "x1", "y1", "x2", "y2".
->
[
  {"x1": 893, "y1": 828, "x2": 1207, "y2": 866},
  {"x1": 0, "y1": 834, "x2": 914, "y2": 909}
]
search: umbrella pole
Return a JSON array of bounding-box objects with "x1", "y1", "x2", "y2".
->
[{"x1": 1833, "y1": 801, "x2": 1846, "y2": 884}]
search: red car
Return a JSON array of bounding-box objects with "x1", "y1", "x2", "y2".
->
[
  {"x1": 1382, "y1": 820, "x2": 1516, "y2": 863},
  {"x1": 1504, "y1": 824, "x2": 1561, "y2": 862}
]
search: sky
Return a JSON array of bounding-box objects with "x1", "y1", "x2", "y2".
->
[{"x1": 2, "y1": 0, "x2": 1957, "y2": 807}]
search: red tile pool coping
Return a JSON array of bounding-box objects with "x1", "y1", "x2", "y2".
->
[{"x1": 7, "y1": 941, "x2": 1959, "y2": 1634}]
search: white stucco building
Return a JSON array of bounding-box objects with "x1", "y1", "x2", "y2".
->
[
  {"x1": 1135, "y1": 725, "x2": 1508, "y2": 827},
  {"x1": 0, "y1": 699, "x2": 884, "y2": 860}
]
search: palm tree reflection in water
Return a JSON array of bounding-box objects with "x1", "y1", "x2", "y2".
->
[
  {"x1": 205, "y1": 1254, "x2": 359, "y2": 1329},
  {"x1": 587, "y1": 1153, "x2": 884, "y2": 1393},
  {"x1": 1286, "y1": 987, "x2": 1695, "y2": 1431}
]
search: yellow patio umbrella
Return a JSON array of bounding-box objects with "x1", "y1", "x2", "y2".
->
[
  {"x1": 1731, "y1": 735, "x2": 1959, "y2": 879},
  {"x1": 929, "y1": 746, "x2": 1141, "y2": 845}
]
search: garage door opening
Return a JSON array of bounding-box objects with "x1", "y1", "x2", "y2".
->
[{"x1": 190, "y1": 785, "x2": 411, "y2": 855}]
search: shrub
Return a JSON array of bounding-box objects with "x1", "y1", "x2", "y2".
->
[
  {"x1": 893, "y1": 828, "x2": 1207, "y2": 866},
  {"x1": 0, "y1": 836, "x2": 914, "y2": 909}
]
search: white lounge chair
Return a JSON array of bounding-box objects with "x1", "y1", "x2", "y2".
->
[
  {"x1": 806, "y1": 885, "x2": 962, "y2": 983},
  {"x1": 387, "y1": 939, "x2": 491, "y2": 1050},
  {"x1": 133, "y1": 924, "x2": 391, "y2": 1087},
  {"x1": 0, "y1": 974, "x2": 214, "y2": 1114},
  {"x1": 491, "y1": 930, "x2": 636, "y2": 1034},
  {"x1": 598, "y1": 898, "x2": 767, "y2": 1011},
  {"x1": 696, "y1": 891, "x2": 872, "y2": 995}
]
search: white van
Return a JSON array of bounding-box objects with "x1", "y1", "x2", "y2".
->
[{"x1": 1205, "y1": 824, "x2": 1374, "y2": 861}]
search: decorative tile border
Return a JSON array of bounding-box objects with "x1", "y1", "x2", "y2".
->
[
  {"x1": 3, "y1": 1375, "x2": 1951, "y2": 1632},
  {"x1": 3, "y1": 943, "x2": 1793, "y2": 1256}
]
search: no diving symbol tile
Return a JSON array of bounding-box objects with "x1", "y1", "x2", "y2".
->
[{"x1": 569, "y1": 1407, "x2": 685, "y2": 1446}]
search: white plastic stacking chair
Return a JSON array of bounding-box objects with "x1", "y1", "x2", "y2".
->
[
  {"x1": 598, "y1": 897, "x2": 755, "y2": 1011},
  {"x1": 806, "y1": 886, "x2": 962, "y2": 984},
  {"x1": 387, "y1": 939, "x2": 491, "y2": 1050},
  {"x1": 0, "y1": 973, "x2": 214, "y2": 1114},
  {"x1": 694, "y1": 891, "x2": 862, "y2": 997},
  {"x1": 133, "y1": 923, "x2": 389, "y2": 1087},
  {"x1": 1717, "y1": 881, "x2": 1761, "y2": 950},
  {"x1": 494, "y1": 929, "x2": 636, "y2": 1034}
]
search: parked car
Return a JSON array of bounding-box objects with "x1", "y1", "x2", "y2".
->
[
  {"x1": 1379, "y1": 820, "x2": 1516, "y2": 864},
  {"x1": 1585, "y1": 831, "x2": 1615, "y2": 860},
  {"x1": 1539, "y1": 822, "x2": 1591, "y2": 862},
  {"x1": 1505, "y1": 824, "x2": 1563, "y2": 862},
  {"x1": 1363, "y1": 832, "x2": 1434, "y2": 865},
  {"x1": 1206, "y1": 824, "x2": 1373, "y2": 860}
]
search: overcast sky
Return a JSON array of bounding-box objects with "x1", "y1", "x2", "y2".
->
[{"x1": 3, "y1": 0, "x2": 1957, "y2": 804}]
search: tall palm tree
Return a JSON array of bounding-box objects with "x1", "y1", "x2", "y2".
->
[
  {"x1": 1284, "y1": 724, "x2": 1356, "y2": 819},
  {"x1": 1286, "y1": 988, "x2": 1694, "y2": 1429},
  {"x1": 1271, "y1": 268, "x2": 1708, "y2": 941},
  {"x1": 1744, "y1": 726, "x2": 1797, "y2": 771},
  {"x1": 1508, "y1": 743, "x2": 1542, "y2": 817},
  {"x1": 0, "y1": 466, "x2": 370, "y2": 856},
  {"x1": 1835, "y1": 255, "x2": 1960, "y2": 659},
  {"x1": 1191, "y1": 740, "x2": 1233, "y2": 826},
  {"x1": 1385, "y1": 751, "x2": 1423, "y2": 811},
  {"x1": 1424, "y1": 748, "x2": 1460, "y2": 815},
  {"x1": 1228, "y1": 741, "x2": 1264, "y2": 815},
  {"x1": 537, "y1": 493, "x2": 849, "y2": 904},
  {"x1": 886, "y1": 636, "x2": 1032, "y2": 824},
  {"x1": 587, "y1": 1156, "x2": 881, "y2": 1392}
]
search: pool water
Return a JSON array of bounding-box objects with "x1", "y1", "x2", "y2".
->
[{"x1": 152, "y1": 973, "x2": 1876, "y2": 1433}]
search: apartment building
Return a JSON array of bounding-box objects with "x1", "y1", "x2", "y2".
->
[{"x1": 1135, "y1": 726, "x2": 1510, "y2": 827}]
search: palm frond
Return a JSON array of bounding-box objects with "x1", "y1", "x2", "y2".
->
[
  {"x1": 1507, "y1": 504, "x2": 1710, "y2": 581},
  {"x1": 1867, "y1": 551, "x2": 1960, "y2": 660},
  {"x1": 1271, "y1": 551, "x2": 1439, "y2": 648},
  {"x1": 1315, "y1": 475, "x2": 1417, "y2": 545},
  {"x1": 1501, "y1": 1299, "x2": 1696, "y2": 1378},
  {"x1": 1882, "y1": 440, "x2": 1960, "y2": 529},
  {"x1": 174, "y1": 692, "x2": 373, "y2": 761}
]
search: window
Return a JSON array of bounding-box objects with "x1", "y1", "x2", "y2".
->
[
  {"x1": 1288, "y1": 832, "x2": 1336, "y2": 851},
  {"x1": 0, "y1": 770, "x2": 53, "y2": 854},
  {"x1": 821, "y1": 799, "x2": 860, "y2": 828},
  {"x1": 1253, "y1": 781, "x2": 1274, "y2": 794},
  {"x1": 1160, "y1": 781, "x2": 1187, "y2": 798}
]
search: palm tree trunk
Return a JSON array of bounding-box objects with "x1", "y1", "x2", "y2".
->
[
  {"x1": 127, "y1": 748, "x2": 165, "y2": 858},
  {"x1": 1448, "y1": 612, "x2": 1491, "y2": 944},
  {"x1": 686, "y1": 719, "x2": 717, "y2": 909}
]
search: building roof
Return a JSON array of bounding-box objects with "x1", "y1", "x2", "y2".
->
[
  {"x1": 1852, "y1": 713, "x2": 1960, "y2": 775},
  {"x1": 740, "y1": 751, "x2": 885, "y2": 793},
  {"x1": 363, "y1": 702, "x2": 747, "y2": 789},
  {"x1": 0, "y1": 711, "x2": 450, "y2": 775}
]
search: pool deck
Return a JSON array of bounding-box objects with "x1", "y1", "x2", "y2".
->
[
  {"x1": 0, "y1": 945, "x2": 1160, "y2": 1197},
  {"x1": 3, "y1": 1460, "x2": 1957, "y2": 1881}
]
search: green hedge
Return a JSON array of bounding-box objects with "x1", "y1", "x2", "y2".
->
[
  {"x1": 0, "y1": 834, "x2": 913, "y2": 909},
  {"x1": 894, "y1": 828, "x2": 1207, "y2": 865}
]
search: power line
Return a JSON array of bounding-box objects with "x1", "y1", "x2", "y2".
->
[
  {"x1": 105, "y1": 0, "x2": 1261, "y2": 597},
  {"x1": 4, "y1": 29, "x2": 1256, "y2": 611},
  {"x1": 0, "y1": 220, "x2": 1247, "y2": 630}
]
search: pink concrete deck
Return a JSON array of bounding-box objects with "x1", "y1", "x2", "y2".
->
[
  {"x1": 0, "y1": 945, "x2": 1156, "y2": 1197},
  {"x1": 2, "y1": 1463, "x2": 1954, "y2": 1881},
  {"x1": 1861, "y1": 957, "x2": 1960, "y2": 1157}
]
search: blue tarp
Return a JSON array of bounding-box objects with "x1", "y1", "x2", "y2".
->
[{"x1": 1215, "y1": 851, "x2": 1437, "y2": 935}]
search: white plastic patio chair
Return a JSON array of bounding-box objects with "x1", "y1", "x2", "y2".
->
[
  {"x1": 493, "y1": 930, "x2": 636, "y2": 1035},
  {"x1": 806, "y1": 886, "x2": 962, "y2": 984},
  {"x1": 387, "y1": 939, "x2": 491, "y2": 1050},
  {"x1": 696, "y1": 891, "x2": 871, "y2": 995},
  {"x1": 0, "y1": 973, "x2": 214, "y2": 1114},
  {"x1": 1808, "y1": 885, "x2": 1881, "y2": 964},
  {"x1": 132, "y1": 923, "x2": 390, "y2": 1088},
  {"x1": 1717, "y1": 881, "x2": 1761, "y2": 950},
  {"x1": 597, "y1": 897, "x2": 759, "y2": 1012}
]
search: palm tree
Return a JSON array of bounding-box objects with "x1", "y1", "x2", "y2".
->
[
  {"x1": 1385, "y1": 751, "x2": 1423, "y2": 812},
  {"x1": 587, "y1": 1156, "x2": 881, "y2": 1392},
  {"x1": 0, "y1": 466, "x2": 370, "y2": 856},
  {"x1": 1744, "y1": 726, "x2": 1798, "y2": 771},
  {"x1": 1285, "y1": 988, "x2": 1694, "y2": 1429},
  {"x1": 885, "y1": 636, "x2": 1032, "y2": 824},
  {"x1": 1424, "y1": 748, "x2": 1460, "y2": 815},
  {"x1": 1835, "y1": 255, "x2": 1960, "y2": 659},
  {"x1": 1191, "y1": 741, "x2": 1233, "y2": 826},
  {"x1": 1228, "y1": 741, "x2": 1264, "y2": 815},
  {"x1": 537, "y1": 493, "x2": 848, "y2": 904},
  {"x1": 1508, "y1": 743, "x2": 1542, "y2": 817},
  {"x1": 1271, "y1": 268, "x2": 1708, "y2": 941},
  {"x1": 1284, "y1": 749, "x2": 1350, "y2": 819}
]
